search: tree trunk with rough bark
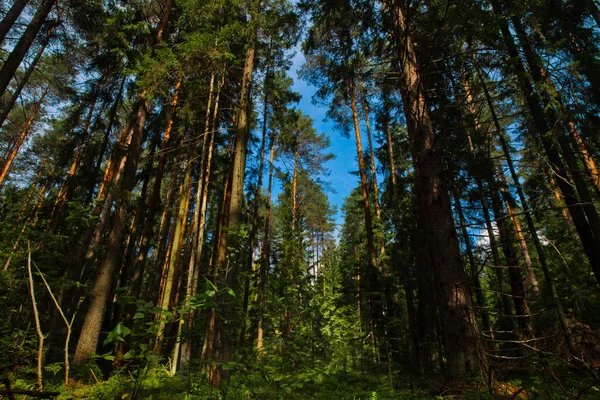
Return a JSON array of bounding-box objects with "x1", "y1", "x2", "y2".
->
[
  {"x1": 206, "y1": 39, "x2": 255, "y2": 387},
  {"x1": 390, "y1": 0, "x2": 487, "y2": 379}
]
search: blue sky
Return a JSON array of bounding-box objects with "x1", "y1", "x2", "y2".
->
[{"x1": 283, "y1": 50, "x2": 358, "y2": 228}]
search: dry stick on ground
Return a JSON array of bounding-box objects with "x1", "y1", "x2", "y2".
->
[
  {"x1": 26, "y1": 243, "x2": 45, "y2": 391},
  {"x1": 33, "y1": 260, "x2": 76, "y2": 387}
]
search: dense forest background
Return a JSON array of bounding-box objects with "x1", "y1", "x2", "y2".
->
[{"x1": 1, "y1": 0, "x2": 600, "y2": 398}]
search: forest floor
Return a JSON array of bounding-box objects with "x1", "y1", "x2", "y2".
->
[{"x1": 4, "y1": 364, "x2": 600, "y2": 399}]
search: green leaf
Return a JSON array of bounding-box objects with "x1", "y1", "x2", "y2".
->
[
  {"x1": 133, "y1": 312, "x2": 145, "y2": 320},
  {"x1": 227, "y1": 288, "x2": 236, "y2": 298}
]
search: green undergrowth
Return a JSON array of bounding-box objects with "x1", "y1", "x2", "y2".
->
[{"x1": 5, "y1": 363, "x2": 600, "y2": 399}]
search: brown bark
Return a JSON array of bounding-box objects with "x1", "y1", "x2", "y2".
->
[
  {"x1": 349, "y1": 84, "x2": 378, "y2": 272},
  {"x1": 497, "y1": 172, "x2": 540, "y2": 297},
  {"x1": 489, "y1": 0, "x2": 600, "y2": 285},
  {"x1": 179, "y1": 75, "x2": 223, "y2": 370},
  {"x1": 390, "y1": 0, "x2": 487, "y2": 379},
  {"x1": 154, "y1": 161, "x2": 192, "y2": 355},
  {"x1": 479, "y1": 181, "x2": 516, "y2": 336},
  {"x1": 49, "y1": 76, "x2": 105, "y2": 232},
  {"x1": 128, "y1": 78, "x2": 181, "y2": 301},
  {"x1": 0, "y1": 86, "x2": 48, "y2": 188},
  {"x1": 72, "y1": 1, "x2": 173, "y2": 362},
  {"x1": 475, "y1": 65, "x2": 578, "y2": 357},
  {"x1": 207, "y1": 39, "x2": 255, "y2": 387},
  {"x1": 241, "y1": 65, "x2": 270, "y2": 348},
  {"x1": 0, "y1": 16, "x2": 57, "y2": 130},
  {"x1": 73, "y1": 97, "x2": 150, "y2": 364},
  {"x1": 257, "y1": 131, "x2": 276, "y2": 351},
  {"x1": 362, "y1": 97, "x2": 382, "y2": 222},
  {"x1": 451, "y1": 181, "x2": 492, "y2": 337},
  {"x1": 291, "y1": 149, "x2": 299, "y2": 232},
  {"x1": 0, "y1": 0, "x2": 55, "y2": 97},
  {"x1": 487, "y1": 174, "x2": 534, "y2": 339},
  {"x1": 0, "y1": 0, "x2": 30, "y2": 45},
  {"x1": 510, "y1": 12, "x2": 600, "y2": 209},
  {"x1": 462, "y1": 70, "x2": 541, "y2": 299}
]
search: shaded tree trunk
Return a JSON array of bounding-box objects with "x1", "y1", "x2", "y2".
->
[
  {"x1": 0, "y1": 0, "x2": 30, "y2": 45},
  {"x1": 0, "y1": 17, "x2": 57, "y2": 130},
  {"x1": 257, "y1": 131, "x2": 276, "y2": 351},
  {"x1": 390, "y1": 0, "x2": 487, "y2": 379},
  {"x1": 476, "y1": 65, "x2": 578, "y2": 357},
  {"x1": 490, "y1": 0, "x2": 600, "y2": 285},
  {"x1": 0, "y1": 0, "x2": 55, "y2": 98}
]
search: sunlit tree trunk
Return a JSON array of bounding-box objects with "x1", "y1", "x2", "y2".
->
[
  {"x1": 0, "y1": 86, "x2": 48, "y2": 188},
  {"x1": 207, "y1": 34, "x2": 255, "y2": 386},
  {"x1": 349, "y1": 83, "x2": 378, "y2": 273},
  {"x1": 257, "y1": 131, "x2": 276, "y2": 352},
  {"x1": 178, "y1": 75, "x2": 223, "y2": 370},
  {"x1": 154, "y1": 161, "x2": 192, "y2": 355},
  {"x1": 73, "y1": 0, "x2": 173, "y2": 364},
  {"x1": 49, "y1": 75, "x2": 105, "y2": 233}
]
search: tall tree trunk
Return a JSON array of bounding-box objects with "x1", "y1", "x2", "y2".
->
[
  {"x1": 154, "y1": 161, "x2": 192, "y2": 355},
  {"x1": 451, "y1": 180, "x2": 492, "y2": 338},
  {"x1": 0, "y1": 0, "x2": 55, "y2": 98},
  {"x1": 479, "y1": 181, "x2": 516, "y2": 337},
  {"x1": 0, "y1": 0, "x2": 30, "y2": 45},
  {"x1": 390, "y1": 0, "x2": 487, "y2": 379},
  {"x1": 362, "y1": 96, "x2": 382, "y2": 223},
  {"x1": 49, "y1": 75, "x2": 105, "y2": 233},
  {"x1": 88, "y1": 75, "x2": 127, "y2": 202},
  {"x1": 497, "y1": 172, "x2": 540, "y2": 297},
  {"x1": 509, "y1": 12, "x2": 600, "y2": 201},
  {"x1": 0, "y1": 16, "x2": 57, "y2": 130},
  {"x1": 207, "y1": 37, "x2": 255, "y2": 387},
  {"x1": 178, "y1": 75, "x2": 223, "y2": 370},
  {"x1": 350, "y1": 83, "x2": 378, "y2": 273},
  {"x1": 486, "y1": 174, "x2": 534, "y2": 339},
  {"x1": 461, "y1": 70, "x2": 540, "y2": 299},
  {"x1": 240, "y1": 65, "x2": 270, "y2": 348},
  {"x1": 349, "y1": 82, "x2": 382, "y2": 359},
  {"x1": 476, "y1": 65, "x2": 578, "y2": 357},
  {"x1": 73, "y1": 97, "x2": 150, "y2": 364},
  {"x1": 257, "y1": 131, "x2": 276, "y2": 352},
  {"x1": 489, "y1": 0, "x2": 600, "y2": 285},
  {"x1": 0, "y1": 86, "x2": 48, "y2": 188},
  {"x1": 172, "y1": 74, "x2": 216, "y2": 371},
  {"x1": 66, "y1": 120, "x2": 133, "y2": 316},
  {"x1": 72, "y1": 0, "x2": 173, "y2": 362}
]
